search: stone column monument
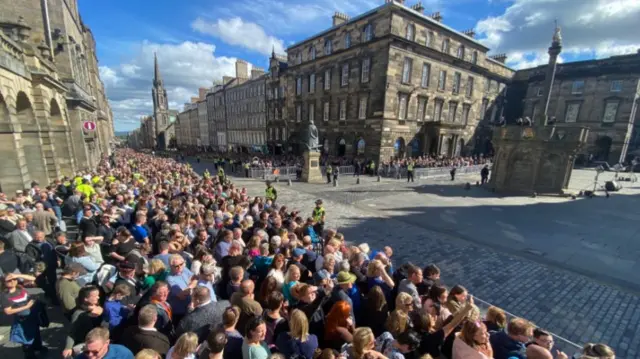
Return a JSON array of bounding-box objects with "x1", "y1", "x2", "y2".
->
[
  {"x1": 489, "y1": 24, "x2": 589, "y2": 195},
  {"x1": 301, "y1": 118, "x2": 324, "y2": 183}
]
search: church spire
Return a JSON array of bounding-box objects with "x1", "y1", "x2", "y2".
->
[
  {"x1": 552, "y1": 19, "x2": 562, "y2": 47},
  {"x1": 154, "y1": 52, "x2": 163, "y2": 87}
]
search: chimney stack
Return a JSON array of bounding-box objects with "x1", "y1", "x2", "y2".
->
[
  {"x1": 410, "y1": 2, "x2": 424, "y2": 13},
  {"x1": 462, "y1": 29, "x2": 476, "y2": 38},
  {"x1": 190, "y1": 97, "x2": 199, "y2": 103},
  {"x1": 222, "y1": 76, "x2": 234, "y2": 84},
  {"x1": 235, "y1": 59, "x2": 249, "y2": 80},
  {"x1": 251, "y1": 67, "x2": 265, "y2": 79},
  {"x1": 198, "y1": 87, "x2": 207, "y2": 100},
  {"x1": 430, "y1": 12, "x2": 443, "y2": 22},
  {"x1": 332, "y1": 12, "x2": 350, "y2": 27},
  {"x1": 490, "y1": 53, "x2": 508, "y2": 64}
]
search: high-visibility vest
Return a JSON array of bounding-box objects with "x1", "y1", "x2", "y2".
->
[
  {"x1": 244, "y1": 163, "x2": 250, "y2": 169},
  {"x1": 326, "y1": 166, "x2": 332, "y2": 174},
  {"x1": 407, "y1": 163, "x2": 414, "y2": 171},
  {"x1": 218, "y1": 168, "x2": 225, "y2": 177},
  {"x1": 204, "y1": 170, "x2": 211, "y2": 178},
  {"x1": 313, "y1": 207, "x2": 325, "y2": 222},
  {"x1": 73, "y1": 176, "x2": 83, "y2": 187},
  {"x1": 265, "y1": 187, "x2": 276, "y2": 200}
]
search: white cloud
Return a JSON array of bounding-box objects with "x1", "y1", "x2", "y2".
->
[
  {"x1": 475, "y1": 0, "x2": 640, "y2": 66},
  {"x1": 102, "y1": 41, "x2": 240, "y2": 131},
  {"x1": 191, "y1": 17, "x2": 285, "y2": 56}
]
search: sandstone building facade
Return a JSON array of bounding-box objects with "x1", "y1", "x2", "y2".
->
[
  {"x1": 0, "y1": 0, "x2": 114, "y2": 193},
  {"x1": 505, "y1": 52, "x2": 640, "y2": 164},
  {"x1": 267, "y1": 0, "x2": 513, "y2": 162}
]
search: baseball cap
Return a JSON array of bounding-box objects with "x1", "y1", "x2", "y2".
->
[
  {"x1": 118, "y1": 261, "x2": 136, "y2": 270},
  {"x1": 293, "y1": 248, "x2": 306, "y2": 257}
]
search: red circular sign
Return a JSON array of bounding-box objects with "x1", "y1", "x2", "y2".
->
[{"x1": 83, "y1": 121, "x2": 97, "y2": 131}]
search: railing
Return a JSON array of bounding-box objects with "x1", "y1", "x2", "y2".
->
[
  {"x1": 320, "y1": 165, "x2": 356, "y2": 176},
  {"x1": 249, "y1": 166, "x2": 300, "y2": 181},
  {"x1": 473, "y1": 297, "x2": 583, "y2": 356},
  {"x1": 380, "y1": 163, "x2": 490, "y2": 179}
]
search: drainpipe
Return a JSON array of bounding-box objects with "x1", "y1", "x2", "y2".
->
[{"x1": 41, "y1": 0, "x2": 54, "y2": 60}]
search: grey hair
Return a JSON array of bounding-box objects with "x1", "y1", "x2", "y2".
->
[{"x1": 338, "y1": 260, "x2": 350, "y2": 272}]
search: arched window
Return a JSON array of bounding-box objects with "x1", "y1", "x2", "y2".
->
[
  {"x1": 406, "y1": 24, "x2": 415, "y2": 41},
  {"x1": 324, "y1": 39, "x2": 332, "y2": 55},
  {"x1": 356, "y1": 138, "x2": 366, "y2": 155}
]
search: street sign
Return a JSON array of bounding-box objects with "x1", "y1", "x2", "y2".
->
[{"x1": 83, "y1": 121, "x2": 97, "y2": 131}]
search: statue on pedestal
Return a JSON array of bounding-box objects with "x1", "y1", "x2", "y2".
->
[{"x1": 303, "y1": 119, "x2": 321, "y2": 152}]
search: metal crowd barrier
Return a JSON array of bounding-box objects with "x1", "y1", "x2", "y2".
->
[
  {"x1": 320, "y1": 165, "x2": 356, "y2": 176},
  {"x1": 381, "y1": 163, "x2": 490, "y2": 179},
  {"x1": 249, "y1": 166, "x2": 300, "y2": 181}
]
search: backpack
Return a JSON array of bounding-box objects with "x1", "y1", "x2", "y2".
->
[
  {"x1": 24, "y1": 242, "x2": 43, "y2": 263},
  {"x1": 263, "y1": 311, "x2": 285, "y2": 345}
]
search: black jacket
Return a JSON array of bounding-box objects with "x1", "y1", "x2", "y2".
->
[{"x1": 120, "y1": 325, "x2": 171, "y2": 356}]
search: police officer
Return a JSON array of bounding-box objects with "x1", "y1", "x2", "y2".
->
[
  {"x1": 369, "y1": 161, "x2": 376, "y2": 176},
  {"x1": 326, "y1": 165, "x2": 332, "y2": 184},
  {"x1": 312, "y1": 199, "x2": 326, "y2": 236},
  {"x1": 244, "y1": 162, "x2": 251, "y2": 178},
  {"x1": 407, "y1": 160, "x2": 415, "y2": 183},
  {"x1": 332, "y1": 165, "x2": 339, "y2": 185},
  {"x1": 203, "y1": 169, "x2": 211, "y2": 179},
  {"x1": 217, "y1": 166, "x2": 225, "y2": 184},
  {"x1": 265, "y1": 181, "x2": 277, "y2": 203}
]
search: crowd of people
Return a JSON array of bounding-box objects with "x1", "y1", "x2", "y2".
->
[{"x1": 0, "y1": 149, "x2": 614, "y2": 359}]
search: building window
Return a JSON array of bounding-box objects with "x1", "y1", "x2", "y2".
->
[
  {"x1": 324, "y1": 69, "x2": 331, "y2": 90},
  {"x1": 275, "y1": 127, "x2": 279, "y2": 140},
  {"x1": 341, "y1": 64, "x2": 349, "y2": 86},
  {"x1": 434, "y1": 100, "x2": 443, "y2": 122},
  {"x1": 490, "y1": 80, "x2": 497, "y2": 93},
  {"x1": 345, "y1": 33, "x2": 351, "y2": 49},
  {"x1": 457, "y1": 46, "x2": 465, "y2": 60},
  {"x1": 361, "y1": 58, "x2": 371, "y2": 83},
  {"x1": 442, "y1": 38, "x2": 450, "y2": 54},
  {"x1": 438, "y1": 70, "x2": 447, "y2": 91},
  {"x1": 480, "y1": 99, "x2": 488, "y2": 119},
  {"x1": 417, "y1": 97, "x2": 427, "y2": 121},
  {"x1": 466, "y1": 77, "x2": 474, "y2": 97},
  {"x1": 309, "y1": 46, "x2": 316, "y2": 60},
  {"x1": 364, "y1": 24, "x2": 373, "y2": 42},
  {"x1": 449, "y1": 102, "x2": 458, "y2": 122},
  {"x1": 453, "y1": 72, "x2": 461, "y2": 94},
  {"x1": 296, "y1": 104, "x2": 302, "y2": 122},
  {"x1": 426, "y1": 31, "x2": 434, "y2": 47},
  {"x1": 462, "y1": 104, "x2": 470, "y2": 124},
  {"x1": 484, "y1": 79, "x2": 490, "y2": 93},
  {"x1": 572, "y1": 80, "x2": 585, "y2": 94},
  {"x1": 398, "y1": 93, "x2": 409, "y2": 120},
  {"x1": 359, "y1": 97, "x2": 367, "y2": 119},
  {"x1": 339, "y1": 99, "x2": 347, "y2": 121},
  {"x1": 610, "y1": 80, "x2": 622, "y2": 92},
  {"x1": 421, "y1": 63, "x2": 430, "y2": 88},
  {"x1": 536, "y1": 88, "x2": 543, "y2": 96},
  {"x1": 602, "y1": 101, "x2": 619, "y2": 123},
  {"x1": 565, "y1": 103, "x2": 580, "y2": 123},
  {"x1": 406, "y1": 24, "x2": 415, "y2": 41},
  {"x1": 402, "y1": 57, "x2": 413, "y2": 84},
  {"x1": 309, "y1": 73, "x2": 316, "y2": 93},
  {"x1": 323, "y1": 101, "x2": 330, "y2": 121},
  {"x1": 324, "y1": 40, "x2": 332, "y2": 55},
  {"x1": 308, "y1": 103, "x2": 315, "y2": 122},
  {"x1": 472, "y1": 51, "x2": 478, "y2": 64},
  {"x1": 296, "y1": 77, "x2": 302, "y2": 95}
]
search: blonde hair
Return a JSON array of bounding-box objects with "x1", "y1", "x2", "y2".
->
[
  {"x1": 172, "y1": 332, "x2": 198, "y2": 358},
  {"x1": 289, "y1": 309, "x2": 309, "y2": 342},
  {"x1": 485, "y1": 306, "x2": 507, "y2": 329},
  {"x1": 149, "y1": 259, "x2": 166, "y2": 275},
  {"x1": 385, "y1": 310, "x2": 409, "y2": 337},
  {"x1": 582, "y1": 343, "x2": 615, "y2": 359},
  {"x1": 135, "y1": 349, "x2": 160, "y2": 359},
  {"x1": 285, "y1": 264, "x2": 300, "y2": 283},
  {"x1": 352, "y1": 327, "x2": 375, "y2": 359},
  {"x1": 366, "y1": 259, "x2": 383, "y2": 277},
  {"x1": 395, "y1": 292, "x2": 413, "y2": 313}
]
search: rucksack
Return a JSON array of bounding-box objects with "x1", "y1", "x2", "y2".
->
[{"x1": 24, "y1": 242, "x2": 43, "y2": 263}]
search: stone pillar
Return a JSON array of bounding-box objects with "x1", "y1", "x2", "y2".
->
[
  {"x1": 40, "y1": 131, "x2": 61, "y2": 180},
  {"x1": 0, "y1": 131, "x2": 28, "y2": 193},
  {"x1": 302, "y1": 151, "x2": 324, "y2": 183},
  {"x1": 68, "y1": 108, "x2": 90, "y2": 171}
]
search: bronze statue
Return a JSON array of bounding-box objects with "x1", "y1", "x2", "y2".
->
[{"x1": 303, "y1": 118, "x2": 321, "y2": 152}]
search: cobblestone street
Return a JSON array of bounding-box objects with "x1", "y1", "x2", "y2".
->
[{"x1": 214, "y1": 166, "x2": 640, "y2": 357}]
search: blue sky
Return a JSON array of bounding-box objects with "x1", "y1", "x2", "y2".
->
[{"x1": 80, "y1": 0, "x2": 640, "y2": 132}]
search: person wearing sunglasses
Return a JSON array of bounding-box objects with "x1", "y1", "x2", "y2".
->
[
  {"x1": 76, "y1": 327, "x2": 133, "y2": 359},
  {"x1": 1, "y1": 272, "x2": 43, "y2": 359}
]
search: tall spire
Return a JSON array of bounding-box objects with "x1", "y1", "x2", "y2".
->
[
  {"x1": 154, "y1": 52, "x2": 163, "y2": 87},
  {"x1": 552, "y1": 19, "x2": 562, "y2": 46},
  {"x1": 271, "y1": 45, "x2": 275, "y2": 58}
]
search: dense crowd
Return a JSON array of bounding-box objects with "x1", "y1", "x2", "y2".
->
[{"x1": 0, "y1": 149, "x2": 614, "y2": 359}]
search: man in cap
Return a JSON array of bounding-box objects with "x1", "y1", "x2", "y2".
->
[
  {"x1": 265, "y1": 181, "x2": 277, "y2": 203},
  {"x1": 288, "y1": 247, "x2": 312, "y2": 282},
  {"x1": 312, "y1": 199, "x2": 325, "y2": 237},
  {"x1": 328, "y1": 271, "x2": 357, "y2": 322}
]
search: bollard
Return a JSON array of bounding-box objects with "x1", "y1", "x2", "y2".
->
[
  {"x1": 356, "y1": 177, "x2": 360, "y2": 184},
  {"x1": 377, "y1": 175, "x2": 381, "y2": 182},
  {"x1": 288, "y1": 179, "x2": 292, "y2": 186}
]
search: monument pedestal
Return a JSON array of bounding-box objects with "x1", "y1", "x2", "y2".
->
[{"x1": 302, "y1": 151, "x2": 324, "y2": 183}]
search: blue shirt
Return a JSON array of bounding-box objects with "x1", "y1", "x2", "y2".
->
[
  {"x1": 103, "y1": 299, "x2": 131, "y2": 330},
  {"x1": 214, "y1": 241, "x2": 231, "y2": 262},
  {"x1": 154, "y1": 253, "x2": 171, "y2": 267},
  {"x1": 129, "y1": 224, "x2": 148, "y2": 243},
  {"x1": 167, "y1": 268, "x2": 194, "y2": 315},
  {"x1": 75, "y1": 344, "x2": 133, "y2": 359}
]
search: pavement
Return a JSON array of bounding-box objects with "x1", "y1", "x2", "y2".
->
[{"x1": 186, "y1": 159, "x2": 640, "y2": 357}]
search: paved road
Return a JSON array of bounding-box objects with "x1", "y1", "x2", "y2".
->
[{"x1": 189, "y1": 161, "x2": 640, "y2": 358}]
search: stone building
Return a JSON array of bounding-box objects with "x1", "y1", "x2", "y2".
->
[
  {"x1": 266, "y1": 50, "x2": 290, "y2": 154},
  {"x1": 505, "y1": 51, "x2": 640, "y2": 164},
  {"x1": 151, "y1": 53, "x2": 175, "y2": 150},
  {"x1": 206, "y1": 83, "x2": 227, "y2": 151},
  {"x1": 271, "y1": 0, "x2": 513, "y2": 162},
  {"x1": 0, "y1": 0, "x2": 114, "y2": 193},
  {"x1": 197, "y1": 92, "x2": 209, "y2": 148}
]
